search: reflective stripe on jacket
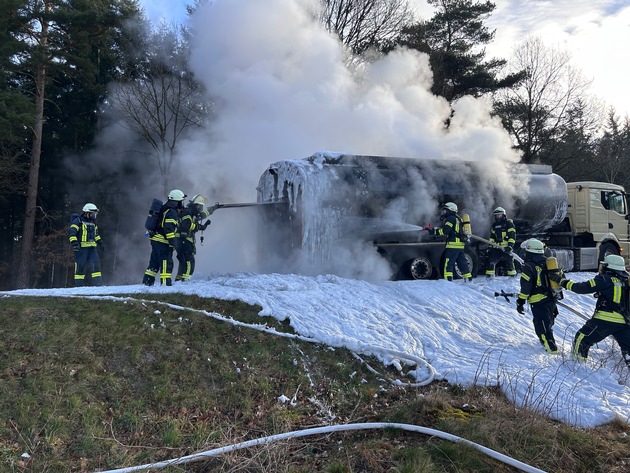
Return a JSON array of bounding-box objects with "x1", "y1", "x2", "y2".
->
[
  {"x1": 150, "y1": 206, "x2": 180, "y2": 245},
  {"x1": 564, "y1": 274, "x2": 627, "y2": 324},
  {"x1": 180, "y1": 207, "x2": 212, "y2": 244},
  {"x1": 69, "y1": 216, "x2": 101, "y2": 248},
  {"x1": 518, "y1": 255, "x2": 551, "y2": 305},
  {"x1": 436, "y1": 214, "x2": 466, "y2": 249},
  {"x1": 489, "y1": 219, "x2": 516, "y2": 249}
]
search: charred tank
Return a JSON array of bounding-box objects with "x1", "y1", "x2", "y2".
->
[{"x1": 256, "y1": 153, "x2": 568, "y2": 273}]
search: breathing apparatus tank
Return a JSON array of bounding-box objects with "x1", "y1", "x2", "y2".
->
[
  {"x1": 462, "y1": 213, "x2": 472, "y2": 236},
  {"x1": 545, "y1": 256, "x2": 563, "y2": 299}
]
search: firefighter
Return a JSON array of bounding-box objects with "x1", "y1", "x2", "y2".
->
[
  {"x1": 69, "y1": 203, "x2": 104, "y2": 286},
  {"x1": 142, "y1": 189, "x2": 186, "y2": 286},
  {"x1": 175, "y1": 195, "x2": 218, "y2": 282},
  {"x1": 485, "y1": 206, "x2": 517, "y2": 277},
  {"x1": 549, "y1": 254, "x2": 630, "y2": 367},
  {"x1": 427, "y1": 202, "x2": 472, "y2": 281},
  {"x1": 516, "y1": 238, "x2": 559, "y2": 354}
]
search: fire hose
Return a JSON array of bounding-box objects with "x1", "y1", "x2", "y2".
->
[
  {"x1": 94, "y1": 422, "x2": 547, "y2": 473},
  {"x1": 493, "y1": 290, "x2": 589, "y2": 321},
  {"x1": 469, "y1": 234, "x2": 525, "y2": 265},
  {"x1": 213, "y1": 201, "x2": 284, "y2": 209}
]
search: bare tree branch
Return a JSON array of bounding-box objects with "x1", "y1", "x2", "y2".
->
[{"x1": 110, "y1": 24, "x2": 207, "y2": 193}]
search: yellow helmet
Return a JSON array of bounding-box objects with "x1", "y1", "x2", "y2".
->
[{"x1": 191, "y1": 194, "x2": 207, "y2": 206}]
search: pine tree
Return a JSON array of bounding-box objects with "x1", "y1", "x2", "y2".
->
[
  {"x1": 396, "y1": 0, "x2": 524, "y2": 102},
  {"x1": 0, "y1": 0, "x2": 141, "y2": 288}
]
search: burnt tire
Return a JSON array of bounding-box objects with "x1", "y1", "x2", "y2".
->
[{"x1": 406, "y1": 256, "x2": 434, "y2": 280}]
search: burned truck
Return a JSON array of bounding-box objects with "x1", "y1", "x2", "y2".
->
[{"x1": 255, "y1": 153, "x2": 630, "y2": 279}]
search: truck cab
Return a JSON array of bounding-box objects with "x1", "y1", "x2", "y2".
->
[{"x1": 545, "y1": 182, "x2": 630, "y2": 270}]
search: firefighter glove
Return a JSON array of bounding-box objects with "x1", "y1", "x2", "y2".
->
[
  {"x1": 548, "y1": 271, "x2": 563, "y2": 284},
  {"x1": 504, "y1": 246, "x2": 513, "y2": 254},
  {"x1": 516, "y1": 298, "x2": 526, "y2": 315},
  {"x1": 72, "y1": 244, "x2": 80, "y2": 252}
]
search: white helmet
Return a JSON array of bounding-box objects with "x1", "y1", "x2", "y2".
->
[
  {"x1": 493, "y1": 207, "x2": 506, "y2": 215},
  {"x1": 190, "y1": 194, "x2": 207, "y2": 206},
  {"x1": 603, "y1": 254, "x2": 627, "y2": 273},
  {"x1": 443, "y1": 202, "x2": 458, "y2": 213},
  {"x1": 523, "y1": 238, "x2": 545, "y2": 254},
  {"x1": 82, "y1": 203, "x2": 99, "y2": 213},
  {"x1": 168, "y1": 189, "x2": 186, "y2": 201}
]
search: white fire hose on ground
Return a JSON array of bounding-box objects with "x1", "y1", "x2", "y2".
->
[{"x1": 95, "y1": 422, "x2": 547, "y2": 473}]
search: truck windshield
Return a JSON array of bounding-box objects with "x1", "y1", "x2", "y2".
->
[{"x1": 605, "y1": 191, "x2": 627, "y2": 214}]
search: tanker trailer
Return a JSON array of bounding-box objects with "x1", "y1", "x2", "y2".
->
[{"x1": 256, "y1": 153, "x2": 569, "y2": 279}]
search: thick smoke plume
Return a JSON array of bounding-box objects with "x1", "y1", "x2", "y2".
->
[{"x1": 177, "y1": 0, "x2": 523, "y2": 280}]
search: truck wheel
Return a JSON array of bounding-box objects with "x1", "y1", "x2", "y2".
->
[
  {"x1": 440, "y1": 249, "x2": 478, "y2": 279},
  {"x1": 407, "y1": 256, "x2": 434, "y2": 280},
  {"x1": 599, "y1": 242, "x2": 619, "y2": 260},
  {"x1": 456, "y1": 249, "x2": 478, "y2": 279}
]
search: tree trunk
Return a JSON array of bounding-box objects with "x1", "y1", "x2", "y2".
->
[{"x1": 16, "y1": 9, "x2": 49, "y2": 289}]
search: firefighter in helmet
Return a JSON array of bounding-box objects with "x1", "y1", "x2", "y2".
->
[
  {"x1": 485, "y1": 206, "x2": 517, "y2": 277},
  {"x1": 69, "y1": 203, "x2": 104, "y2": 286},
  {"x1": 175, "y1": 194, "x2": 218, "y2": 282},
  {"x1": 516, "y1": 238, "x2": 559, "y2": 354},
  {"x1": 142, "y1": 189, "x2": 186, "y2": 286},
  {"x1": 427, "y1": 202, "x2": 473, "y2": 281},
  {"x1": 549, "y1": 254, "x2": 630, "y2": 367}
]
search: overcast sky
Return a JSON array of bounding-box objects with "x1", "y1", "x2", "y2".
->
[{"x1": 140, "y1": 0, "x2": 630, "y2": 119}]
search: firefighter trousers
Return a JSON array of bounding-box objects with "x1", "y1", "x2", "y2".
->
[
  {"x1": 143, "y1": 240, "x2": 174, "y2": 286},
  {"x1": 176, "y1": 240, "x2": 196, "y2": 281},
  {"x1": 531, "y1": 298, "x2": 558, "y2": 353},
  {"x1": 73, "y1": 247, "x2": 102, "y2": 286},
  {"x1": 573, "y1": 318, "x2": 630, "y2": 366}
]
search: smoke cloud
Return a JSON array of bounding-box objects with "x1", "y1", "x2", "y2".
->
[{"x1": 174, "y1": 0, "x2": 523, "y2": 280}]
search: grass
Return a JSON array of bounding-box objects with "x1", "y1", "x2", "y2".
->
[{"x1": 0, "y1": 293, "x2": 628, "y2": 472}]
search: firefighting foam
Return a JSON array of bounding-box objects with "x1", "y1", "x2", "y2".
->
[{"x1": 175, "y1": 0, "x2": 525, "y2": 277}]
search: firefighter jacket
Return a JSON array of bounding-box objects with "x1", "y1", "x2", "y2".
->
[
  {"x1": 436, "y1": 213, "x2": 467, "y2": 249},
  {"x1": 69, "y1": 214, "x2": 102, "y2": 248},
  {"x1": 179, "y1": 205, "x2": 213, "y2": 244},
  {"x1": 518, "y1": 253, "x2": 553, "y2": 305},
  {"x1": 150, "y1": 200, "x2": 180, "y2": 246},
  {"x1": 562, "y1": 272, "x2": 628, "y2": 324},
  {"x1": 489, "y1": 218, "x2": 516, "y2": 249}
]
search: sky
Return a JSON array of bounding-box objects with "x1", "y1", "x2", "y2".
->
[
  {"x1": 7, "y1": 272, "x2": 630, "y2": 430},
  {"x1": 140, "y1": 0, "x2": 630, "y2": 119}
]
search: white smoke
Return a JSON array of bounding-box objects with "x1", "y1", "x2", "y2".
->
[{"x1": 179, "y1": 0, "x2": 523, "y2": 279}]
